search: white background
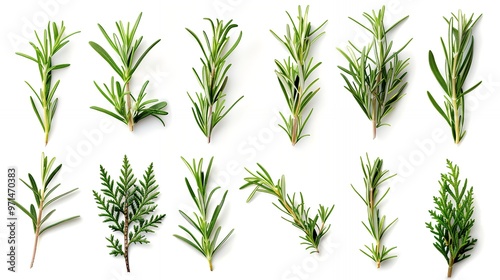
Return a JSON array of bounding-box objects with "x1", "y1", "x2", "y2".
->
[{"x1": 1, "y1": 0, "x2": 498, "y2": 279}]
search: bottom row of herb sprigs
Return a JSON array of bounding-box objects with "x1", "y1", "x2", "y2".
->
[{"x1": 12, "y1": 153, "x2": 476, "y2": 278}]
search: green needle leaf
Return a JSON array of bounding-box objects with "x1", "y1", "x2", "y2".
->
[
  {"x1": 39, "y1": 215, "x2": 79, "y2": 235},
  {"x1": 427, "y1": 91, "x2": 450, "y2": 125}
]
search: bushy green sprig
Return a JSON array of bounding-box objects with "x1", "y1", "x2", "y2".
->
[
  {"x1": 186, "y1": 18, "x2": 243, "y2": 143},
  {"x1": 241, "y1": 164, "x2": 333, "y2": 253},
  {"x1": 271, "y1": 5, "x2": 327, "y2": 145},
  {"x1": 16, "y1": 22, "x2": 79, "y2": 145},
  {"x1": 89, "y1": 13, "x2": 167, "y2": 131},
  {"x1": 426, "y1": 160, "x2": 476, "y2": 278},
  {"x1": 93, "y1": 155, "x2": 165, "y2": 272},
  {"x1": 11, "y1": 153, "x2": 79, "y2": 268},
  {"x1": 174, "y1": 157, "x2": 234, "y2": 271},
  {"x1": 427, "y1": 10, "x2": 482, "y2": 144},
  {"x1": 338, "y1": 6, "x2": 410, "y2": 139},
  {"x1": 351, "y1": 154, "x2": 397, "y2": 268}
]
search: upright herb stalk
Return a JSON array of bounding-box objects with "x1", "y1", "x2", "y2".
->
[
  {"x1": 426, "y1": 160, "x2": 476, "y2": 278},
  {"x1": 89, "y1": 13, "x2": 167, "y2": 131},
  {"x1": 271, "y1": 5, "x2": 327, "y2": 145},
  {"x1": 351, "y1": 154, "x2": 397, "y2": 268},
  {"x1": 11, "y1": 153, "x2": 79, "y2": 268},
  {"x1": 241, "y1": 164, "x2": 334, "y2": 253},
  {"x1": 174, "y1": 157, "x2": 234, "y2": 271},
  {"x1": 93, "y1": 155, "x2": 165, "y2": 272},
  {"x1": 186, "y1": 18, "x2": 243, "y2": 143},
  {"x1": 338, "y1": 6, "x2": 411, "y2": 139},
  {"x1": 16, "y1": 22, "x2": 79, "y2": 145},
  {"x1": 427, "y1": 11, "x2": 482, "y2": 144}
]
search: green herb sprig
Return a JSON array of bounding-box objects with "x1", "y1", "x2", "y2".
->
[
  {"x1": 89, "y1": 13, "x2": 167, "y2": 131},
  {"x1": 241, "y1": 164, "x2": 333, "y2": 253},
  {"x1": 338, "y1": 6, "x2": 411, "y2": 139},
  {"x1": 427, "y1": 11, "x2": 482, "y2": 144},
  {"x1": 93, "y1": 155, "x2": 165, "y2": 272},
  {"x1": 16, "y1": 22, "x2": 79, "y2": 145},
  {"x1": 174, "y1": 157, "x2": 234, "y2": 271},
  {"x1": 11, "y1": 153, "x2": 79, "y2": 268},
  {"x1": 186, "y1": 18, "x2": 243, "y2": 143},
  {"x1": 271, "y1": 5, "x2": 327, "y2": 145},
  {"x1": 351, "y1": 154, "x2": 397, "y2": 268},
  {"x1": 426, "y1": 160, "x2": 476, "y2": 278}
]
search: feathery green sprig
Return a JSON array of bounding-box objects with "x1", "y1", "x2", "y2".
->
[
  {"x1": 351, "y1": 154, "x2": 397, "y2": 268},
  {"x1": 241, "y1": 164, "x2": 333, "y2": 253},
  {"x1": 93, "y1": 155, "x2": 165, "y2": 272},
  {"x1": 89, "y1": 13, "x2": 167, "y2": 131},
  {"x1": 16, "y1": 22, "x2": 79, "y2": 145},
  {"x1": 338, "y1": 6, "x2": 411, "y2": 139},
  {"x1": 426, "y1": 160, "x2": 476, "y2": 278},
  {"x1": 174, "y1": 157, "x2": 234, "y2": 271},
  {"x1": 271, "y1": 5, "x2": 327, "y2": 145},
  {"x1": 11, "y1": 153, "x2": 79, "y2": 268},
  {"x1": 186, "y1": 18, "x2": 243, "y2": 143},
  {"x1": 427, "y1": 10, "x2": 482, "y2": 144}
]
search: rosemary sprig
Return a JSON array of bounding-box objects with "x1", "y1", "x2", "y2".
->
[
  {"x1": 93, "y1": 155, "x2": 165, "y2": 272},
  {"x1": 186, "y1": 18, "x2": 243, "y2": 143},
  {"x1": 241, "y1": 164, "x2": 333, "y2": 253},
  {"x1": 11, "y1": 153, "x2": 79, "y2": 268},
  {"x1": 426, "y1": 160, "x2": 476, "y2": 278},
  {"x1": 174, "y1": 157, "x2": 234, "y2": 271},
  {"x1": 89, "y1": 13, "x2": 167, "y2": 131},
  {"x1": 338, "y1": 6, "x2": 411, "y2": 139},
  {"x1": 271, "y1": 5, "x2": 327, "y2": 145},
  {"x1": 16, "y1": 22, "x2": 79, "y2": 145},
  {"x1": 427, "y1": 10, "x2": 482, "y2": 144},
  {"x1": 351, "y1": 154, "x2": 397, "y2": 268}
]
